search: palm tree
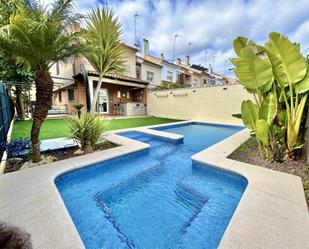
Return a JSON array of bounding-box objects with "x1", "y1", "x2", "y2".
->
[
  {"x1": 82, "y1": 7, "x2": 125, "y2": 113},
  {"x1": 0, "y1": 0, "x2": 82, "y2": 162}
]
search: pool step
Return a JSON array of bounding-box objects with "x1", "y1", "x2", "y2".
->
[{"x1": 175, "y1": 182, "x2": 208, "y2": 234}]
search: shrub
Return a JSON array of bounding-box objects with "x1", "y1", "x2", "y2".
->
[
  {"x1": 67, "y1": 113, "x2": 108, "y2": 153},
  {"x1": 155, "y1": 81, "x2": 183, "y2": 90},
  {"x1": 0, "y1": 138, "x2": 31, "y2": 157}
]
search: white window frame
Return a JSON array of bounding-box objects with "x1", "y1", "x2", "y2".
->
[
  {"x1": 146, "y1": 71, "x2": 154, "y2": 82},
  {"x1": 167, "y1": 71, "x2": 173, "y2": 82}
]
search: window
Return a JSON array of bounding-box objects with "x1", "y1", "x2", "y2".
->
[
  {"x1": 146, "y1": 71, "x2": 154, "y2": 82},
  {"x1": 56, "y1": 62, "x2": 60, "y2": 75},
  {"x1": 58, "y1": 92, "x2": 62, "y2": 103},
  {"x1": 203, "y1": 79, "x2": 207, "y2": 85},
  {"x1": 136, "y1": 65, "x2": 141, "y2": 79},
  {"x1": 208, "y1": 78, "x2": 217, "y2": 86},
  {"x1": 167, "y1": 71, "x2": 173, "y2": 82},
  {"x1": 68, "y1": 89, "x2": 75, "y2": 101},
  {"x1": 193, "y1": 79, "x2": 198, "y2": 87}
]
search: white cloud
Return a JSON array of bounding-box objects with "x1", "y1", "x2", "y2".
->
[{"x1": 69, "y1": 0, "x2": 309, "y2": 75}]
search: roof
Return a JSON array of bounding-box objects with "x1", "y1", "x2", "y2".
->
[
  {"x1": 80, "y1": 71, "x2": 149, "y2": 85},
  {"x1": 136, "y1": 53, "x2": 163, "y2": 67},
  {"x1": 122, "y1": 43, "x2": 139, "y2": 51}
]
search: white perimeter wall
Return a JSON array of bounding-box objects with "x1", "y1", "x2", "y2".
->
[{"x1": 147, "y1": 84, "x2": 254, "y2": 125}]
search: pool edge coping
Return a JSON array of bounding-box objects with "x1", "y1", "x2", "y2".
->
[{"x1": 0, "y1": 120, "x2": 308, "y2": 249}]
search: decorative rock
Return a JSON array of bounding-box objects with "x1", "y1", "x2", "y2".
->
[
  {"x1": 20, "y1": 155, "x2": 57, "y2": 170},
  {"x1": 9, "y1": 158, "x2": 23, "y2": 163},
  {"x1": 74, "y1": 149, "x2": 84, "y2": 155}
]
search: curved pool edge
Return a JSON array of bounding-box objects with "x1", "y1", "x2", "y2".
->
[{"x1": 0, "y1": 120, "x2": 308, "y2": 249}]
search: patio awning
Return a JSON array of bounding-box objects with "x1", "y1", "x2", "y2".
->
[{"x1": 74, "y1": 71, "x2": 149, "y2": 88}]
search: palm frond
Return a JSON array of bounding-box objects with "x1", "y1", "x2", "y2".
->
[
  {"x1": 0, "y1": 0, "x2": 82, "y2": 72},
  {"x1": 82, "y1": 7, "x2": 126, "y2": 76}
]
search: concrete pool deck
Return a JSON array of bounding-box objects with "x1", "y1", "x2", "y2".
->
[{"x1": 0, "y1": 120, "x2": 308, "y2": 249}]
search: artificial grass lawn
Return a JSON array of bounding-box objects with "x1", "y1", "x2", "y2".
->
[{"x1": 12, "y1": 117, "x2": 182, "y2": 140}]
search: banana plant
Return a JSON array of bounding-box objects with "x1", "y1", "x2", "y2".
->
[
  {"x1": 231, "y1": 32, "x2": 309, "y2": 160},
  {"x1": 231, "y1": 39, "x2": 276, "y2": 159},
  {"x1": 265, "y1": 32, "x2": 309, "y2": 155}
]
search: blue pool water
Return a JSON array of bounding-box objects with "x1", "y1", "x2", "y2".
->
[{"x1": 55, "y1": 123, "x2": 247, "y2": 249}]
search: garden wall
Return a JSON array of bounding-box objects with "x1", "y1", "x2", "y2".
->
[{"x1": 147, "y1": 84, "x2": 253, "y2": 125}]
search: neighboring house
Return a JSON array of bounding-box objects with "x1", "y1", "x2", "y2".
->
[
  {"x1": 175, "y1": 57, "x2": 204, "y2": 87},
  {"x1": 190, "y1": 64, "x2": 228, "y2": 87},
  {"x1": 136, "y1": 39, "x2": 162, "y2": 89},
  {"x1": 49, "y1": 23, "x2": 239, "y2": 116},
  {"x1": 159, "y1": 53, "x2": 178, "y2": 83},
  {"x1": 51, "y1": 23, "x2": 149, "y2": 116}
]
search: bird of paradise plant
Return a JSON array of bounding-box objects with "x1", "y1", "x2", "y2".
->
[{"x1": 231, "y1": 32, "x2": 309, "y2": 160}]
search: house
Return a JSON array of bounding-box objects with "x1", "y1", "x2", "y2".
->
[
  {"x1": 175, "y1": 57, "x2": 204, "y2": 87},
  {"x1": 50, "y1": 22, "x2": 149, "y2": 116},
  {"x1": 190, "y1": 64, "x2": 229, "y2": 87},
  {"x1": 159, "y1": 53, "x2": 179, "y2": 84},
  {"x1": 136, "y1": 39, "x2": 162, "y2": 89}
]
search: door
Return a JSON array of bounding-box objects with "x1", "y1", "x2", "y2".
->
[{"x1": 97, "y1": 89, "x2": 109, "y2": 113}]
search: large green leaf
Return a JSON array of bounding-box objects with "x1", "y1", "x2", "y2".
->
[
  {"x1": 265, "y1": 32, "x2": 307, "y2": 87},
  {"x1": 295, "y1": 68, "x2": 309, "y2": 94},
  {"x1": 231, "y1": 47, "x2": 274, "y2": 92},
  {"x1": 294, "y1": 94, "x2": 308, "y2": 138},
  {"x1": 259, "y1": 93, "x2": 277, "y2": 125},
  {"x1": 256, "y1": 119, "x2": 269, "y2": 145},
  {"x1": 277, "y1": 110, "x2": 287, "y2": 126},
  {"x1": 241, "y1": 100, "x2": 258, "y2": 130},
  {"x1": 233, "y1": 37, "x2": 256, "y2": 57}
]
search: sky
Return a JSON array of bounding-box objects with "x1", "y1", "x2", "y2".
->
[{"x1": 46, "y1": 0, "x2": 309, "y2": 76}]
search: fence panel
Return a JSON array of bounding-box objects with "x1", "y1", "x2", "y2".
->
[{"x1": 0, "y1": 83, "x2": 14, "y2": 153}]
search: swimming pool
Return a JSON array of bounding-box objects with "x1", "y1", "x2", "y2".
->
[{"x1": 55, "y1": 123, "x2": 247, "y2": 249}]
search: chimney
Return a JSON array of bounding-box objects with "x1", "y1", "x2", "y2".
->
[
  {"x1": 176, "y1": 58, "x2": 181, "y2": 65},
  {"x1": 160, "y1": 53, "x2": 164, "y2": 61},
  {"x1": 69, "y1": 21, "x2": 81, "y2": 33},
  {"x1": 185, "y1": 55, "x2": 190, "y2": 66},
  {"x1": 142, "y1": 38, "x2": 149, "y2": 56}
]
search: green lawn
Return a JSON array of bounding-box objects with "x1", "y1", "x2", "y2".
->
[{"x1": 12, "y1": 117, "x2": 182, "y2": 140}]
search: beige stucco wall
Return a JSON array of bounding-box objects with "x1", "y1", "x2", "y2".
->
[
  {"x1": 50, "y1": 61, "x2": 75, "y2": 79},
  {"x1": 51, "y1": 45, "x2": 137, "y2": 79},
  {"x1": 123, "y1": 48, "x2": 137, "y2": 78},
  {"x1": 147, "y1": 84, "x2": 254, "y2": 125},
  {"x1": 141, "y1": 62, "x2": 162, "y2": 87}
]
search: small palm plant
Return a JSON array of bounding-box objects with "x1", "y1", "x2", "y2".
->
[
  {"x1": 67, "y1": 113, "x2": 108, "y2": 154},
  {"x1": 0, "y1": 0, "x2": 83, "y2": 162},
  {"x1": 73, "y1": 103, "x2": 84, "y2": 118},
  {"x1": 81, "y1": 7, "x2": 126, "y2": 113}
]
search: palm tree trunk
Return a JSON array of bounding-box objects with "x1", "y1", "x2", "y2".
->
[
  {"x1": 90, "y1": 75, "x2": 103, "y2": 113},
  {"x1": 15, "y1": 86, "x2": 26, "y2": 120},
  {"x1": 31, "y1": 70, "x2": 53, "y2": 162}
]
